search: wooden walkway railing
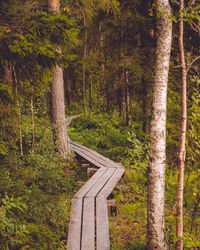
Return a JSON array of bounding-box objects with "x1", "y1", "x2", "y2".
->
[{"x1": 67, "y1": 141, "x2": 125, "y2": 250}]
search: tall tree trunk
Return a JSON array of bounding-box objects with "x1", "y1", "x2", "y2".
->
[
  {"x1": 48, "y1": 0, "x2": 71, "y2": 159},
  {"x1": 142, "y1": 77, "x2": 149, "y2": 134},
  {"x1": 30, "y1": 86, "x2": 35, "y2": 153},
  {"x1": 82, "y1": 11, "x2": 88, "y2": 114},
  {"x1": 16, "y1": 85, "x2": 23, "y2": 158},
  {"x1": 99, "y1": 22, "x2": 105, "y2": 74},
  {"x1": 125, "y1": 70, "x2": 131, "y2": 126},
  {"x1": 4, "y1": 63, "x2": 13, "y2": 86},
  {"x1": 119, "y1": 88, "x2": 125, "y2": 120},
  {"x1": 89, "y1": 81, "x2": 94, "y2": 111},
  {"x1": 176, "y1": 0, "x2": 187, "y2": 249},
  {"x1": 147, "y1": 0, "x2": 172, "y2": 249},
  {"x1": 118, "y1": 70, "x2": 125, "y2": 121},
  {"x1": 119, "y1": 30, "x2": 125, "y2": 121},
  {"x1": 99, "y1": 22, "x2": 107, "y2": 110},
  {"x1": 13, "y1": 66, "x2": 24, "y2": 158},
  {"x1": 64, "y1": 68, "x2": 73, "y2": 106}
]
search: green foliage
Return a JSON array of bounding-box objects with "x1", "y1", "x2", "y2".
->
[
  {"x1": 0, "y1": 0, "x2": 78, "y2": 82},
  {"x1": 0, "y1": 111, "x2": 82, "y2": 249},
  {"x1": 187, "y1": 82, "x2": 200, "y2": 168},
  {"x1": 69, "y1": 112, "x2": 146, "y2": 162}
]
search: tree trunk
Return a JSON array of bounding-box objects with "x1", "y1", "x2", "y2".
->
[
  {"x1": 30, "y1": 87, "x2": 35, "y2": 153},
  {"x1": 125, "y1": 70, "x2": 131, "y2": 126},
  {"x1": 4, "y1": 63, "x2": 13, "y2": 86},
  {"x1": 176, "y1": 0, "x2": 187, "y2": 249},
  {"x1": 64, "y1": 68, "x2": 73, "y2": 106},
  {"x1": 51, "y1": 65, "x2": 71, "y2": 158},
  {"x1": 12, "y1": 66, "x2": 24, "y2": 158},
  {"x1": 15, "y1": 84, "x2": 23, "y2": 158},
  {"x1": 89, "y1": 81, "x2": 94, "y2": 111},
  {"x1": 119, "y1": 88, "x2": 125, "y2": 120},
  {"x1": 48, "y1": 0, "x2": 71, "y2": 159},
  {"x1": 82, "y1": 11, "x2": 88, "y2": 114},
  {"x1": 119, "y1": 30, "x2": 125, "y2": 121},
  {"x1": 99, "y1": 22, "x2": 107, "y2": 111},
  {"x1": 142, "y1": 77, "x2": 149, "y2": 134},
  {"x1": 147, "y1": 0, "x2": 172, "y2": 249},
  {"x1": 118, "y1": 70, "x2": 125, "y2": 121},
  {"x1": 99, "y1": 22, "x2": 105, "y2": 74}
]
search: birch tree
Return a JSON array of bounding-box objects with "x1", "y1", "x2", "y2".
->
[
  {"x1": 48, "y1": 0, "x2": 71, "y2": 159},
  {"x1": 147, "y1": 0, "x2": 172, "y2": 248},
  {"x1": 176, "y1": 0, "x2": 187, "y2": 248}
]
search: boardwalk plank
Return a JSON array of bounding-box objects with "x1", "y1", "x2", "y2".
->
[
  {"x1": 96, "y1": 197, "x2": 110, "y2": 250},
  {"x1": 97, "y1": 168, "x2": 125, "y2": 198},
  {"x1": 71, "y1": 144, "x2": 119, "y2": 169},
  {"x1": 81, "y1": 197, "x2": 95, "y2": 250},
  {"x1": 67, "y1": 198, "x2": 82, "y2": 250},
  {"x1": 74, "y1": 167, "x2": 107, "y2": 198},
  {"x1": 85, "y1": 168, "x2": 115, "y2": 198},
  {"x1": 72, "y1": 146, "x2": 106, "y2": 169},
  {"x1": 71, "y1": 142, "x2": 122, "y2": 168}
]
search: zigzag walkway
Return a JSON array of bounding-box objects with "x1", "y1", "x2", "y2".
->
[{"x1": 67, "y1": 140, "x2": 125, "y2": 250}]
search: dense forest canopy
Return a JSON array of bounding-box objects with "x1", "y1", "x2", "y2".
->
[{"x1": 0, "y1": 0, "x2": 200, "y2": 249}]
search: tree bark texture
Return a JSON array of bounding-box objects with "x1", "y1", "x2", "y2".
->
[
  {"x1": 82, "y1": 11, "x2": 88, "y2": 114},
  {"x1": 118, "y1": 71, "x2": 125, "y2": 121},
  {"x1": 99, "y1": 22, "x2": 105, "y2": 73},
  {"x1": 64, "y1": 68, "x2": 73, "y2": 106},
  {"x1": 13, "y1": 66, "x2": 24, "y2": 158},
  {"x1": 4, "y1": 63, "x2": 13, "y2": 86},
  {"x1": 48, "y1": 0, "x2": 71, "y2": 159},
  {"x1": 99, "y1": 22, "x2": 107, "y2": 110},
  {"x1": 125, "y1": 70, "x2": 131, "y2": 126},
  {"x1": 51, "y1": 65, "x2": 71, "y2": 158},
  {"x1": 142, "y1": 77, "x2": 149, "y2": 134},
  {"x1": 15, "y1": 84, "x2": 24, "y2": 158},
  {"x1": 30, "y1": 89, "x2": 35, "y2": 153},
  {"x1": 89, "y1": 81, "x2": 94, "y2": 111},
  {"x1": 147, "y1": 0, "x2": 172, "y2": 249},
  {"x1": 176, "y1": 0, "x2": 187, "y2": 249}
]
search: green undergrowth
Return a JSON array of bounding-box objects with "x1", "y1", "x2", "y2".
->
[{"x1": 0, "y1": 118, "x2": 84, "y2": 250}]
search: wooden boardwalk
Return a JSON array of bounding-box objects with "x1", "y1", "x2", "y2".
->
[{"x1": 67, "y1": 141, "x2": 125, "y2": 250}]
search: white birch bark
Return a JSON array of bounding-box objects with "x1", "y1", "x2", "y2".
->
[{"x1": 147, "y1": 0, "x2": 172, "y2": 249}]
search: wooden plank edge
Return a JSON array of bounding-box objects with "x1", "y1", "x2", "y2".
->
[
  {"x1": 96, "y1": 197, "x2": 110, "y2": 250},
  {"x1": 81, "y1": 197, "x2": 95, "y2": 250},
  {"x1": 67, "y1": 197, "x2": 83, "y2": 250}
]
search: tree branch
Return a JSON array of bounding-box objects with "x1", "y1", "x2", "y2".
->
[{"x1": 186, "y1": 55, "x2": 200, "y2": 74}]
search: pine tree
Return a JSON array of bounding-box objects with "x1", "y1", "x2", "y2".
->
[{"x1": 48, "y1": 0, "x2": 71, "y2": 159}]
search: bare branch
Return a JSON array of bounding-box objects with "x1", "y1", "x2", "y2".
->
[{"x1": 186, "y1": 55, "x2": 200, "y2": 74}]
